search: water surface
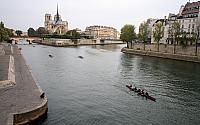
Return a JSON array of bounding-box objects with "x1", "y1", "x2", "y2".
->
[{"x1": 19, "y1": 44, "x2": 200, "y2": 125}]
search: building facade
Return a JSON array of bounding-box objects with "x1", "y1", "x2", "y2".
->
[
  {"x1": 149, "y1": 1, "x2": 200, "y2": 44},
  {"x1": 146, "y1": 18, "x2": 159, "y2": 42},
  {"x1": 84, "y1": 25, "x2": 118, "y2": 39},
  {"x1": 44, "y1": 6, "x2": 68, "y2": 34}
]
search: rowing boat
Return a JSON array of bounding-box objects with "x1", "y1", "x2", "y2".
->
[{"x1": 126, "y1": 85, "x2": 156, "y2": 102}]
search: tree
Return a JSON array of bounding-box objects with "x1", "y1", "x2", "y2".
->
[
  {"x1": 0, "y1": 21, "x2": 4, "y2": 29},
  {"x1": 120, "y1": 24, "x2": 137, "y2": 48},
  {"x1": 0, "y1": 29, "x2": 9, "y2": 42},
  {"x1": 15, "y1": 30, "x2": 22, "y2": 36},
  {"x1": 180, "y1": 31, "x2": 188, "y2": 48},
  {"x1": 37, "y1": 27, "x2": 48, "y2": 36},
  {"x1": 66, "y1": 30, "x2": 80, "y2": 39},
  {"x1": 0, "y1": 22, "x2": 4, "y2": 42},
  {"x1": 153, "y1": 22, "x2": 164, "y2": 52},
  {"x1": 171, "y1": 21, "x2": 181, "y2": 53},
  {"x1": 195, "y1": 21, "x2": 200, "y2": 56},
  {"x1": 138, "y1": 21, "x2": 149, "y2": 50},
  {"x1": 5, "y1": 28, "x2": 14, "y2": 37},
  {"x1": 28, "y1": 28, "x2": 37, "y2": 37},
  {"x1": 0, "y1": 21, "x2": 13, "y2": 42}
]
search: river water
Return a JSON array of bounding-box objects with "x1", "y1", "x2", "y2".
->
[{"x1": 19, "y1": 44, "x2": 200, "y2": 125}]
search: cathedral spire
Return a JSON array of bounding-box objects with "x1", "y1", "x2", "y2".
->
[
  {"x1": 56, "y1": 4, "x2": 59, "y2": 22},
  {"x1": 57, "y1": 4, "x2": 59, "y2": 16}
]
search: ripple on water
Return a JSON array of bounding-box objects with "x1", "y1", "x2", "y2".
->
[{"x1": 20, "y1": 44, "x2": 200, "y2": 125}]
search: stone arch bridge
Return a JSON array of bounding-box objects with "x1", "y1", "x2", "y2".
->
[{"x1": 11, "y1": 37, "x2": 42, "y2": 44}]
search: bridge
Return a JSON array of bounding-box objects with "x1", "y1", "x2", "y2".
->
[{"x1": 10, "y1": 37, "x2": 42, "y2": 44}]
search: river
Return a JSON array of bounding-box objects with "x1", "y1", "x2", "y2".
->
[{"x1": 19, "y1": 44, "x2": 200, "y2": 125}]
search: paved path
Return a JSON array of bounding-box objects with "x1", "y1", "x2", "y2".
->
[{"x1": 0, "y1": 44, "x2": 43, "y2": 124}]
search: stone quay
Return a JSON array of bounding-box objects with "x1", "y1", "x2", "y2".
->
[
  {"x1": 34, "y1": 38, "x2": 124, "y2": 47},
  {"x1": 122, "y1": 43, "x2": 200, "y2": 63},
  {"x1": 0, "y1": 43, "x2": 48, "y2": 125}
]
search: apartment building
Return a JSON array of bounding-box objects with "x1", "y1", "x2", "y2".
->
[
  {"x1": 84, "y1": 25, "x2": 118, "y2": 39},
  {"x1": 150, "y1": 1, "x2": 200, "y2": 44}
]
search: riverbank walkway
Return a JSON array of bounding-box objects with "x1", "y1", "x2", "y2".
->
[{"x1": 0, "y1": 43, "x2": 47, "y2": 124}]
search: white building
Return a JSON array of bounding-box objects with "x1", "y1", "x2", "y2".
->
[
  {"x1": 146, "y1": 18, "x2": 159, "y2": 42},
  {"x1": 151, "y1": 19, "x2": 169, "y2": 44},
  {"x1": 84, "y1": 25, "x2": 118, "y2": 39},
  {"x1": 150, "y1": 1, "x2": 200, "y2": 45}
]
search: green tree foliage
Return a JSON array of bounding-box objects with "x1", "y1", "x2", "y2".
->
[
  {"x1": 28, "y1": 28, "x2": 37, "y2": 37},
  {"x1": 15, "y1": 30, "x2": 22, "y2": 36},
  {"x1": 44, "y1": 30, "x2": 81, "y2": 39},
  {"x1": 66, "y1": 30, "x2": 80, "y2": 39},
  {"x1": 5, "y1": 28, "x2": 14, "y2": 37},
  {"x1": 179, "y1": 31, "x2": 188, "y2": 48},
  {"x1": 0, "y1": 21, "x2": 13, "y2": 42},
  {"x1": 37, "y1": 27, "x2": 48, "y2": 36},
  {"x1": 195, "y1": 22, "x2": 200, "y2": 55},
  {"x1": 138, "y1": 21, "x2": 149, "y2": 50},
  {"x1": 153, "y1": 22, "x2": 164, "y2": 51},
  {"x1": 190, "y1": 32, "x2": 197, "y2": 45},
  {"x1": 0, "y1": 21, "x2": 4, "y2": 28},
  {"x1": 171, "y1": 21, "x2": 181, "y2": 53},
  {"x1": 171, "y1": 21, "x2": 181, "y2": 44},
  {"x1": 120, "y1": 24, "x2": 137, "y2": 48},
  {"x1": 196, "y1": 22, "x2": 200, "y2": 41}
]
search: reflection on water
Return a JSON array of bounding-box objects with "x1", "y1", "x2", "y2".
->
[
  {"x1": 91, "y1": 45, "x2": 122, "y2": 51},
  {"x1": 19, "y1": 44, "x2": 200, "y2": 125}
]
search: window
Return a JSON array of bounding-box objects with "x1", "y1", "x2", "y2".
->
[
  {"x1": 182, "y1": 20, "x2": 184, "y2": 23},
  {"x1": 192, "y1": 24, "x2": 195, "y2": 28},
  {"x1": 189, "y1": 24, "x2": 191, "y2": 28},
  {"x1": 182, "y1": 25, "x2": 184, "y2": 29}
]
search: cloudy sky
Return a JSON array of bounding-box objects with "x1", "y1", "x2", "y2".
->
[{"x1": 0, "y1": 0, "x2": 192, "y2": 32}]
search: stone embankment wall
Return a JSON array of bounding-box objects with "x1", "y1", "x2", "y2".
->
[
  {"x1": 7, "y1": 57, "x2": 48, "y2": 125},
  {"x1": 123, "y1": 43, "x2": 200, "y2": 63},
  {"x1": 0, "y1": 44, "x2": 5, "y2": 56},
  {"x1": 0, "y1": 44, "x2": 15, "y2": 88},
  {"x1": 39, "y1": 39, "x2": 97, "y2": 46},
  {"x1": 7, "y1": 98, "x2": 48, "y2": 125},
  {"x1": 34, "y1": 38, "x2": 124, "y2": 47}
]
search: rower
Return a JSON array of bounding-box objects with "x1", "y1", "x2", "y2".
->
[
  {"x1": 137, "y1": 89, "x2": 141, "y2": 93},
  {"x1": 130, "y1": 85, "x2": 134, "y2": 89},
  {"x1": 145, "y1": 92, "x2": 149, "y2": 96},
  {"x1": 141, "y1": 89, "x2": 144, "y2": 95}
]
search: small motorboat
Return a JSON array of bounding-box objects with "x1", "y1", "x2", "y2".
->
[
  {"x1": 49, "y1": 54, "x2": 53, "y2": 58},
  {"x1": 78, "y1": 56, "x2": 84, "y2": 59},
  {"x1": 126, "y1": 85, "x2": 156, "y2": 102}
]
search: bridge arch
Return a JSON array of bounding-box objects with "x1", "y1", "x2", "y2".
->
[{"x1": 10, "y1": 37, "x2": 42, "y2": 44}]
